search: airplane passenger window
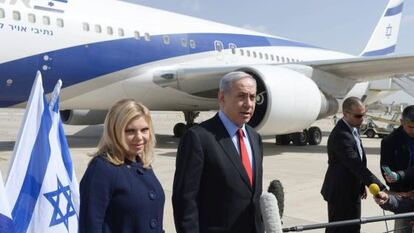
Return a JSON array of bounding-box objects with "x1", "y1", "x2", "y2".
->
[
  {"x1": 286, "y1": 57, "x2": 291, "y2": 63},
  {"x1": 82, "y1": 23, "x2": 90, "y2": 31},
  {"x1": 0, "y1": 8, "x2": 4, "y2": 18},
  {"x1": 189, "y1": 40, "x2": 196, "y2": 48},
  {"x1": 13, "y1": 11, "x2": 21, "y2": 21},
  {"x1": 163, "y1": 35, "x2": 170, "y2": 45},
  {"x1": 56, "y1": 18, "x2": 64, "y2": 27},
  {"x1": 265, "y1": 54, "x2": 269, "y2": 60},
  {"x1": 144, "y1": 33, "x2": 151, "y2": 41},
  {"x1": 229, "y1": 43, "x2": 237, "y2": 54},
  {"x1": 240, "y1": 49, "x2": 244, "y2": 56},
  {"x1": 134, "y1": 31, "x2": 140, "y2": 39},
  {"x1": 246, "y1": 50, "x2": 251, "y2": 57},
  {"x1": 181, "y1": 39, "x2": 188, "y2": 47},
  {"x1": 28, "y1": 13, "x2": 36, "y2": 23},
  {"x1": 253, "y1": 51, "x2": 257, "y2": 58},
  {"x1": 270, "y1": 55, "x2": 274, "y2": 61},
  {"x1": 118, "y1": 28, "x2": 124, "y2": 37},
  {"x1": 95, "y1": 25, "x2": 102, "y2": 33},
  {"x1": 214, "y1": 41, "x2": 223, "y2": 52},
  {"x1": 276, "y1": 55, "x2": 280, "y2": 62},
  {"x1": 281, "y1": 57, "x2": 285, "y2": 63},
  {"x1": 43, "y1": 16, "x2": 50, "y2": 25},
  {"x1": 107, "y1": 27, "x2": 113, "y2": 35},
  {"x1": 259, "y1": 52, "x2": 263, "y2": 59}
]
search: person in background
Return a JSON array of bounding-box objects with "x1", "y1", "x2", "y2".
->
[
  {"x1": 321, "y1": 96, "x2": 386, "y2": 233},
  {"x1": 380, "y1": 105, "x2": 414, "y2": 233},
  {"x1": 79, "y1": 99, "x2": 165, "y2": 233},
  {"x1": 172, "y1": 71, "x2": 264, "y2": 233}
]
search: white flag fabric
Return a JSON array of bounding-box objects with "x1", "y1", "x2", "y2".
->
[
  {"x1": 5, "y1": 71, "x2": 79, "y2": 233},
  {"x1": 0, "y1": 171, "x2": 15, "y2": 233}
]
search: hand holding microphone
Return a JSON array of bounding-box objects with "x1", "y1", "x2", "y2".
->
[{"x1": 369, "y1": 183, "x2": 389, "y2": 205}]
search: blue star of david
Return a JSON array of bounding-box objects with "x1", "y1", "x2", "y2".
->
[
  {"x1": 44, "y1": 177, "x2": 76, "y2": 230},
  {"x1": 386, "y1": 24, "x2": 392, "y2": 38},
  {"x1": 48, "y1": 1, "x2": 54, "y2": 7}
]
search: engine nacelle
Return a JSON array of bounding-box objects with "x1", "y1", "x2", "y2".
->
[
  {"x1": 60, "y1": 110, "x2": 107, "y2": 125},
  {"x1": 239, "y1": 65, "x2": 338, "y2": 135}
]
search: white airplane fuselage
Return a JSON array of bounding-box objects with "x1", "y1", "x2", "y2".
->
[{"x1": 0, "y1": 0, "x2": 409, "y2": 137}]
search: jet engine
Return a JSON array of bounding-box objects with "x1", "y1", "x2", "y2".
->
[
  {"x1": 60, "y1": 110, "x2": 108, "y2": 125},
  {"x1": 239, "y1": 65, "x2": 338, "y2": 135}
]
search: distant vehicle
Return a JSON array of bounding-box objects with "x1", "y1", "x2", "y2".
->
[{"x1": 359, "y1": 118, "x2": 396, "y2": 138}]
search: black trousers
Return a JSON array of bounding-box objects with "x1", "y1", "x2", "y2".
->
[{"x1": 326, "y1": 199, "x2": 361, "y2": 233}]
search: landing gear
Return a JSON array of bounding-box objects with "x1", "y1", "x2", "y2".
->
[
  {"x1": 275, "y1": 126, "x2": 322, "y2": 146},
  {"x1": 292, "y1": 130, "x2": 308, "y2": 146},
  {"x1": 173, "y1": 111, "x2": 200, "y2": 137},
  {"x1": 308, "y1": 127, "x2": 322, "y2": 145}
]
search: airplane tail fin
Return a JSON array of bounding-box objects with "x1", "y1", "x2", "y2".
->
[{"x1": 360, "y1": 0, "x2": 404, "y2": 57}]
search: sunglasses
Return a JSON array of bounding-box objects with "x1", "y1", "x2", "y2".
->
[{"x1": 346, "y1": 111, "x2": 365, "y2": 119}]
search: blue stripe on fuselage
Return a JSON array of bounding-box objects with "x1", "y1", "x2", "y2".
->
[{"x1": 0, "y1": 33, "x2": 318, "y2": 107}]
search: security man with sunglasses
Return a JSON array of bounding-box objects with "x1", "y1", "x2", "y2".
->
[{"x1": 321, "y1": 96, "x2": 386, "y2": 233}]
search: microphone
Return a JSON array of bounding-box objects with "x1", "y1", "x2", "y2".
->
[
  {"x1": 268, "y1": 179, "x2": 284, "y2": 218},
  {"x1": 260, "y1": 192, "x2": 282, "y2": 233},
  {"x1": 369, "y1": 183, "x2": 380, "y2": 197}
]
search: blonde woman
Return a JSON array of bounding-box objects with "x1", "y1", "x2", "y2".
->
[{"x1": 80, "y1": 99, "x2": 164, "y2": 233}]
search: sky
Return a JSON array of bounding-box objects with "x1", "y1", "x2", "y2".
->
[{"x1": 126, "y1": 0, "x2": 414, "y2": 104}]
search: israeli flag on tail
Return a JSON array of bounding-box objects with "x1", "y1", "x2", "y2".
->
[
  {"x1": 360, "y1": 0, "x2": 404, "y2": 56},
  {"x1": 5, "y1": 71, "x2": 79, "y2": 233},
  {"x1": 0, "y1": 171, "x2": 15, "y2": 233}
]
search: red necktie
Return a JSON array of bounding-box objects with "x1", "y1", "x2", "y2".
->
[{"x1": 238, "y1": 128, "x2": 253, "y2": 186}]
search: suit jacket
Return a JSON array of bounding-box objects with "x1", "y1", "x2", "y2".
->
[
  {"x1": 381, "y1": 126, "x2": 414, "y2": 192},
  {"x1": 321, "y1": 119, "x2": 386, "y2": 202},
  {"x1": 80, "y1": 156, "x2": 165, "y2": 233},
  {"x1": 172, "y1": 114, "x2": 264, "y2": 233}
]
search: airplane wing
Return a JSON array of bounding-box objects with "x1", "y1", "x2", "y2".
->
[
  {"x1": 307, "y1": 54, "x2": 414, "y2": 81},
  {"x1": 154, "y1": 54, "x2": 414, "y2": 100}
]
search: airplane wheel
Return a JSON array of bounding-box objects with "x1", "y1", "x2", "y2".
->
[
  {"x1": 365, "y1": 129, "x2": 376, "y2": 138},
  {"x1": 308, "y1": 127, "x2": 322, "y2": 145},
  {"x1": 173, "y1": 123, "x2": 186, "y2": 137},
  {"x1": 292, "y1": 131, "x2": 308, "y2": 146},
  {"x1": 275, "y1": 135, "x2": 290, "y2": 145}
]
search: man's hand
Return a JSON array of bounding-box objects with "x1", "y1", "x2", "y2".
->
[
  {"x1": 373, "y1": 191, "x2": 389, "y2": 205},
  {"x1": 384, "y1": 171, "x2": 399, "y2": 183},
  {"x1": 362, "y1": 186, "x2": 368, "y2": 199}
]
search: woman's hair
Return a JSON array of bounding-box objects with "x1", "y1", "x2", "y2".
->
[{"x1": 95, "y1": 99, "x2": 156, "y2": 168}]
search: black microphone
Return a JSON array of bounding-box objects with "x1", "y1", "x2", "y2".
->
[
  {"x1": 268, "y1": 179, "x2": 284, "y2": 218},
  {"x1": 260, "y1": 192, "x2": 283, "y2": 233}
]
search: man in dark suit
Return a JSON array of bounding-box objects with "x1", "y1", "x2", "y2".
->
[
  {"x1": 172, "y1": 71, "x2": 264, "y2": 233},
  {"x1": 321, "y1": 97, "x2": 386, "y2": 233}
]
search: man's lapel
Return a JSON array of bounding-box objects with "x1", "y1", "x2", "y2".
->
[{"x1": 213, "y1": 115, "x2": 253, "y2": 190}]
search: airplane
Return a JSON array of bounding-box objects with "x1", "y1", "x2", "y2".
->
[{"x1": 1, "y1": 0, "x2": 414, "y2": 146}]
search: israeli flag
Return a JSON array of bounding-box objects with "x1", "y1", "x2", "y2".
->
[
  {"x1": 0, "y1": 171, "x2": 15, "y2": 233},
  {"x1": 5, "y1": 71, "x2": 79, "y2": 233}
]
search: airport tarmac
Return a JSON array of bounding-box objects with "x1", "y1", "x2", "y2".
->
[{"x1": 0, "y1": 108, "x2": 396, "y2": 233}]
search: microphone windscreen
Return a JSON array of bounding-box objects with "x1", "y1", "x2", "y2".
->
[
  {"x1": 369, "y1": 183, "x2": 380, "y2": 197},
  {"x1": 260, "y1": 192, "x2": 282, "y2": 233},
  {"x1": 268, "y1": 179, "x2": 284, "y2": 218}
]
